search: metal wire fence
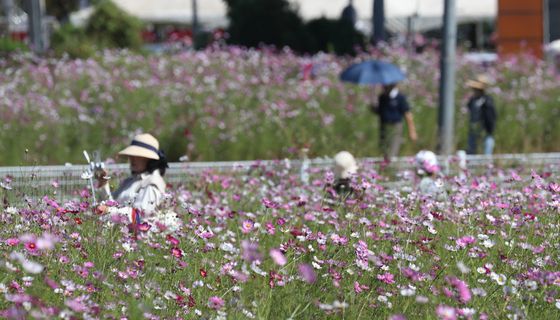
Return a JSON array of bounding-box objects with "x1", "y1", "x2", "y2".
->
[{"x1": 1, "y1": 153, "x2": 559, "y2": 205}]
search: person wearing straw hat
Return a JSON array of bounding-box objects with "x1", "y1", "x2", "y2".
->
[
  {"x1": 96, "y1": 133, "x2": 168, "y2": 216},
  {"x1": 465, "y1": 75, "x2": 497, "y2": 155}
]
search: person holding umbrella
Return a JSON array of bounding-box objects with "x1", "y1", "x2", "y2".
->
[
  {"x1": 370, "y1": 82, "x2": 417, "y2": 162},
  {"x1": 340, "y1": 60, "x2": 417, "y2": 161}
]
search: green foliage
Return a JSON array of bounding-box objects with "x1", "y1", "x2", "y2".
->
[
  {"x1": 85, "y1": 0, "x2": 143, "y2": 50},
  {"x1": 50, "y1": 24, "x2": 96, "y2": 59},
  {"x1": 224, "y1": 0, "x2": 310, "y2": 52},
  {"x1": 0, "y1": 37, "x2": 28, "y2": 56}
]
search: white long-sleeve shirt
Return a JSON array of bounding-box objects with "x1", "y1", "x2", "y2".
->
[{"x1": 111, "y1": 169, "x2": 166, "y2": 215}]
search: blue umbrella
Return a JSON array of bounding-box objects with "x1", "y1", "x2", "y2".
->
[{"x1": 340, "y1": 60, "x2": 405, "y2": 85}]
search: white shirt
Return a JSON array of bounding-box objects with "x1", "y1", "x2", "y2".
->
[
  {"x1": 419, "y1": 176, "x2": 447, "y2": 200},
  {"x1": 111, "y1": 169, "x2": 166, "y2": 214}
]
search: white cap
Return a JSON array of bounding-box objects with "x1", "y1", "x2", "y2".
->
[
  {"x1": 415, "y1": 150, "x2": 439, "y2": 175},
  {"x1": 334, "y1": 151, "x2": 358, "y2": 178}
]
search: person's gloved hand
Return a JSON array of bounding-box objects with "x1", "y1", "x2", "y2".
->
[{"x1": 95, "y1": 169, "x2": 109, "y2": 187}]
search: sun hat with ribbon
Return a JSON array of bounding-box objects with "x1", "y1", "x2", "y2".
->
[
  {"x1": 334, "y1": 151, "x2": 358, "y2": 179},
  {"x1": 118, "y1": 133, "x2": 161, "y2": 160},
  {"x1": 466, "y1": 74, "x2": 491, "y2": 90}
]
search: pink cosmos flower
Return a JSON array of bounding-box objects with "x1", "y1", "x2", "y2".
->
[
  {"x1": 436, "y1": 305, "x2": 457, "y2": 320},
  {"x1": 24, "y1": 242, "x2": 38, "y2": 253},
  {"x1": 265, "y1": 222, "x2": 276, "y2": 235},
  {"x1": 241, "y1": 219, "x2": 254, "y2": 234},
  {"x1": 166, "y1": 235, "x2": 180, "y2": 246},
  {"x1": 262, "y1": 198, "x2": 279, "y2": 209},
  {"x1": 354, "y1": 281, "x2": 370, "y2": 294},
  {"x1": 138, "y1": 223, "x2": 151, "y2": 232},
  {"x1": 6, "y1": 238, "x2": 19, "y2": 246},
  {"x1": 269, "y1": 249, "x2": 287, "y2": 266},
  {"x1": 298, "y1": 264, "x2": 317, "y2": 283},
  {"x1": 377, "y1": 273, "x2": 395, "y2": 284},
  {"x1": 449, "y1": 277, "x2": 472, "y2": 303},
  {"x1": 65, "y1": 297, "x2": 87, "y2": 312},
  {"x1": 331, "y1": 234, "x2": 348, "y2": 246},
  {"x1": 241, "y1": 240, "x2": 262, "y2": 262},
  {"x1": 36, "y1": 233, "x2": 58, "y2": 250},
  {"x1": 208, "y1": 296, "x2": 224, "y2": 310},
  {"x1": 171, "y1": 247, "x2": 183, "y2": 258},
  {"x1": 456, "y1": 236, "x2": 476, "y2": 248}
]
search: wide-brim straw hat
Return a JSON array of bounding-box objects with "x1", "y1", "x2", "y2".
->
[
  {"x1": 466, "y1": 74, "x2": 491, "y2": 90},
  {"x1": 118, "y1": 133, "x2": 160, "y2": 160},
  {"x1": 334, "y1": 151, "x2": 358, "y2": 179}
]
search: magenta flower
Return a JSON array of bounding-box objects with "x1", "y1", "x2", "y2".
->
[
  {"x1": 298, "y1": 264, "x2": 317, "y2": 283},
  {"x1": 265, "y1": 222, "x2": 276, "y2": 235},
  {"x1": 456, "y1": 236, "x2": 476, "y2": 248},
  {"x1": 138, "y1": 222, "x2": 151, "y2": 232},
  {"x1": 24, "y1": 242, "x2": 38, "y2": 253},
  {"x1": 269, "y1": 249, "x2": 287, "y2": 266},
  {"x1": 6, "y1": 238, "x2": 19, "y2": 246},
  {"x1": 377, "y1": 273, "x2": 395, "y2": 284},
  {"x1": 208, "y1": 296, "x2": 225, "y2": 310},
  {"x1": 166, "y1": 235, "x2": 180, "y2": 245},
  {"x1": 171, "y1": 247, "x2": 183, "y2": 258},
  {"x1": 262, "y1": 198, "x2": 279, "y2": 209},
  {"x1": 449, "y1": 277, "x2": 472, "y2": 303},
  {"x1": 355, "y1": 240, "x2": 370, "y2": 270}
]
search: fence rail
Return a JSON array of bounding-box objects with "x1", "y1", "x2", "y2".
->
[{"x1": 1, "y1": 153, "x2": 559, "y2": 204}]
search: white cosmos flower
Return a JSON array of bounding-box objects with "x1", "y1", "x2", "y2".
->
[
  {"x1": 483, "y1": 239, "x2": 495, "y2": 248},
  {"x1": 400, "y1": 285, "x2": 416, "y2": 296},
  {"x1": 491, "y1": 273, "x2": 507, "y2": 285},
  {"x1": 524, "y1": 280, "x2": 538, "y2": 291},
  {"x1": 457, "y1": 261, "x2": 470, "y2": 274}
]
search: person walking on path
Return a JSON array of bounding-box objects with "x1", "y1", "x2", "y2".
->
[
  {"x1": 370, "y1": 83, "x2": 417, "y2": 162},
  {"x1": 465, "y1": 75, "x2": 497, "y2": 155}
]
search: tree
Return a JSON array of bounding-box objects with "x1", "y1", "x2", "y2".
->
[
  {"x1": 223, "y1": 0, "x2": 309, "y2": 52},
  {"x1": 305, "y1": 17, "x2": 365, "y2": 55},
  {"x1": 85, "y1": 0, "x2": 143, "y2": 49},
  {"x1": 45, "y1": 0, "x2": 78, "y2": 23}
]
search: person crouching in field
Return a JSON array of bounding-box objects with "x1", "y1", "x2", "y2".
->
[
  {"x1": 330, "y1": 151, "x2": 359, "y2": 199},
  {"x1": 415, "y1": 150, "x2": 446, "y2": 200},
  {"x1": 96, "y1": 133, "x2": 168, "y2": 219}
]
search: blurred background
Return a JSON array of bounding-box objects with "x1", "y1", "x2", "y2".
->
[{"x1": 1, "y1": 1, "x2": 559, "y2": 165}]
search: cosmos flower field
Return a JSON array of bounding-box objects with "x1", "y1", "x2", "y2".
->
[
  {"x1": 1, "y1": 44, "x2": 559, "y2": 165},
  {"x1": 1, "y1": 162, "x2": 559, "y2": 319}
]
